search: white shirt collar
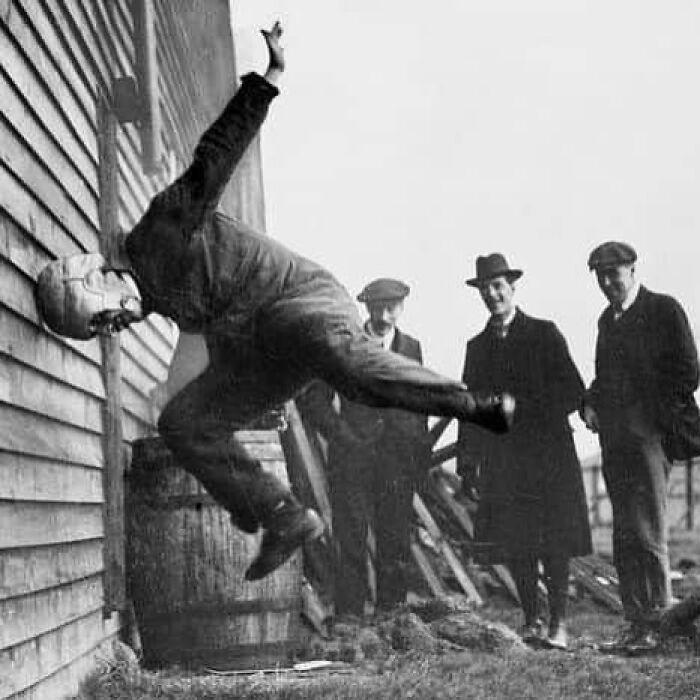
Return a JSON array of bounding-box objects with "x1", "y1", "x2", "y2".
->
[
  {"x1": 366, "y1": 322, "x2": 396, "y2": 350},
  {"x1": 613, "y1": 281, "x2": 641, "y2": 319},
  {"x1": 490, "y1": 306, "x2": 517, "y2": 332}
]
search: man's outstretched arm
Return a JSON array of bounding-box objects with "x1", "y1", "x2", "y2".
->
[{"x1": 143, "y1": 22, "x2": 285, "y2": 227}]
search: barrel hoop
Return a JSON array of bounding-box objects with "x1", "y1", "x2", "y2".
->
[{"x1": 140, "y1": 596, "x2": 301, "y2": 621}]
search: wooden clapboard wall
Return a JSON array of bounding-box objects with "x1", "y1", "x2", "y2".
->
[{"x1": 0, "y1": 1, "x2": 265, "y2": 697}]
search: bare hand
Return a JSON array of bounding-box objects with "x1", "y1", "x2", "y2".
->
[{"x1": 261, "y1": 20, "x2": 284, "y2": 82}]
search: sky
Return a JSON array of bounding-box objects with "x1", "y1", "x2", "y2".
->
[{"x1": 231, "y1": 1, "x2": 700, "y2": 457}]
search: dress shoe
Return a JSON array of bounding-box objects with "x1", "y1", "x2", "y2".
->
[
  {"x1": 542, "y1": 623, "x2": 568, "y2": 651},
  {"x1": 598, "y1": 623, "x2": 644, "y2": 654},
  {"x1": 245, "y1": 504, "x2": 324, "y2": 581},
  {"x1": 467, "y1": 392, "x2": 516, "y2": 434}
]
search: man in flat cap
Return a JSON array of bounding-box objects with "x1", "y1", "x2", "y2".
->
[
  {"x1": 304, "y1": 279, "x2": 431, "y2": 614},
  {"x1": 582, "y1": 241, "x2": 700, "y2": 654},
  {"x1": 458, "y1": 253, "x2": 591, "y2": 650},
  {"x1": 35, "y1": 25, "x2": 513, "y2": 583}
]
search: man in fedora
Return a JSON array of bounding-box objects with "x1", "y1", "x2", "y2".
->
[
  {"x1": 308, "y1": 278, "x2": 431, "y2": 614},
  {"x1": 458, "y1": 253, "x2": 591, "y2": 650},
  {"x1": 582, "y1": 241, "x2": 700, "y2": 654},
  {"x1": 35, "y1": 25, "x2": 514, "y2": 584}
]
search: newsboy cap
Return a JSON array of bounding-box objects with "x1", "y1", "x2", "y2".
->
[
  {"x1": 466, "y1": 253, "x2": 523, "y2": 287},
  {"x1": 587, "y1": 241, "x2": 637, "y2": 271},
  {"x1": 357, "y1": 278, "x2": 410, "y2": 303}
]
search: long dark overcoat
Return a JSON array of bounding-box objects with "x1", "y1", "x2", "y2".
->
[{"x1": 458, "y1": 310, "x2": 592, "y2": 561}]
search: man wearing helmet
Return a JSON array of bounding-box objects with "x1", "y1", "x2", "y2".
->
[{"x1": 36, "y1": 23, "x2": 514, "y2": 581}]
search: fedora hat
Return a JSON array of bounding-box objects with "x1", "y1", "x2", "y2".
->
[{"x1": 466, "y1": 253, "x2": 523, "y2": 287}]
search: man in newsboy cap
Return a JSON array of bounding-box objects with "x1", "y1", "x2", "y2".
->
[
  {"x1": 312, "y1": 278, "x2": 431, "y2": 613},
  {"x1": 34, "y1": 25, "x2": 514, "y2": 583},
  {"x1": 582, "y1": 241, "x2": 700, "y2": 654}
]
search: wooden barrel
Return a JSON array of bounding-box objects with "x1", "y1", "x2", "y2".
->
[{"x1": 126, "y1": 431, "x2": 302, "y2": 670}]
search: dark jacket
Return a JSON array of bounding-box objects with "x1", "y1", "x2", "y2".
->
[
  {"x1": 587, "y1": 286, "x2": 700, "y2": 461},
  {"x1": 125, "y1": 73, "x2": 358, "y2": 345},
  {"x1": 458, "y1": 310, "x2": 592, "y2": 561}
]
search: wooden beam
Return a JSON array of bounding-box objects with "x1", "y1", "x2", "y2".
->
[
  {"x1": 431, "y1": 442, "x2": 459, "y2": 466},
  {"x1": 280, "y1": 401, "x2": 332, "y2": 533},
  {"x1": 413, "y1": 493, "x2": 483, "y2": 606},
  {"x1": 410, "y1": 537, "x2": 447, "y2": 598},
  {"x1": 428, "y1": 468, "x2": 520, "y2": 604},
  {"x1": 97, "y1": 91, "x2": 125, "y2": 614},
  {"x1": 428, "y1": 416, "x2": 453, "y2": 447}
]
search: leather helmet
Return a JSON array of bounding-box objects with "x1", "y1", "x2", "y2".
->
[{"x1": 35, "y1": 252, "x2": 112, "y2": 340}]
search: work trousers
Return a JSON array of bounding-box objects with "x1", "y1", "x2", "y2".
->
[
  {"x1": 600, "y1": 407, "x2": 672, "y2": 626},
  {"x1": 158, "y1": 323, "x2": 476, "y2": 532},
  {"x1": 331, "y1": 443, "x2": 417, "y2": 614}
]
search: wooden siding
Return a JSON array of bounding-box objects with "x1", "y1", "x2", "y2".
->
[{"x1": 0, "y1": 0, "x2": 262, "y2": 697}]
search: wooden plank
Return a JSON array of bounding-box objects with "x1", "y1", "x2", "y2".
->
[
  {"x1": 429, "y1": 468, "x2": 475, "y2": 538},
  {"x1": 1, "y1": 6, "x2": 98, "y2": 172},
  {"x1": 429, "y1": 468, "x2": 520, "y2": 604},
  {"x1": 97, "y1": 93, "x2": 126, "y2": 613},
  {"x1": 0, "y1": 116, "x2": 97, "y2": 252},
  {"x1": 410, "y1": 538, "x2": 447, "y2": 598},
  {"x1": 122, "y1": 409, "x2": 153, "y2": 444},
  {"x1": 0, "y1": 356, "x2": 104, "y2": 433},
  {"x1": 280, "y1": 401, "x2": 333, "y2": 532},
  {"x1": 0, "y1": 403, "x2": 103, "y2": 467},
  {"x1": 125, "y1": 311, "x2": 176, "y2": 365},
  {"x1": 0, "y1": 540, "x2": 103, "y2": 601},
  {"x1": 0, "y1": 575, "x2": 104, "y2": 649},
  {"x1": 431, "y1": 442, "x2": 459, "y2": 466},
  {"x1": 1, "y1": 69, "x2": 98, "y2": 224},
  {"x1": 0, "y1": 166, "x2": 84, "y2": 266},
  {"x1": 120, "y1": 325, "x2": 172, "y2": 384},
  {"x1": 428, "y1": 416, "x2": 453, "y2": 447},
  {"x1": 0, "y1": 502, "x2": 103, "y2": 549},
  {"x1": 413, "y1": 493, "x2": 483, "y2": 606},
  {"x1": 120, "y1": 377, "x2": 157, "y2": 427},
  {"x1": 10, "y1": 636, "x2": 117, "y2": 700},
  {"x1": 0, "y1": 453, "x2": 102, "y2": 504},
  {"x1": 14, "y1": 0, "x2": 97, "y2": 143},
  {"x1": 0, "y1": 608, "x2": 118, "y2": 699},
  {"x1": 68, "y1": 0, "x2": 158, "y2": 186},
  {"x1": 41, "y1": 0, "x2": 157, "y2": 209},
  {"x1": 154, "y1": 2, "x2": 202, "y2": 142},
  {"x1": 0, "y1": 307, "x2": 104, "y2": 400},
  {"x1": 0, "y1": 211, "x2": 53, "y2": 282}
]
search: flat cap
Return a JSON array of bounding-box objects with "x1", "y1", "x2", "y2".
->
[
  {"x1": 357, "y1": 278, "x2": 410, "y2": 303},
  {"x1": 588, "y1": 241, "x2": 637, "y2": 271}
]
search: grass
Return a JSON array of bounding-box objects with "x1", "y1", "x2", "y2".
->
[{"x1": 75, "y1": 597, "x2": 700, "y2": 700}]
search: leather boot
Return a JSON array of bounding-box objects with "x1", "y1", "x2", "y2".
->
[
  {"x1": 245, "y1": 499, "x2": 325, "y2": 581},
  {"x1": 465, "y1": 392, "x2": 516, "y2": 434}
]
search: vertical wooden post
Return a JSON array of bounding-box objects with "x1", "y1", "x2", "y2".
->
[
  {"x1": 687, "y1": 459, "x2": 695, "y2": 531},
  {"x1": 97, "y1": 91, "x2": 126, "y2": 615}
]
